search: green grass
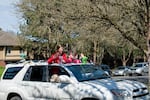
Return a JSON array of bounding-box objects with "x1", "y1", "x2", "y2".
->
[{"x1": 0, "y1": 67, "x2": 5, "y2": 78}]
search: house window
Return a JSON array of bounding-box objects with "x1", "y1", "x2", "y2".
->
[{"x1": 6, "y1": 47, "x2": 12, "y2": 55}]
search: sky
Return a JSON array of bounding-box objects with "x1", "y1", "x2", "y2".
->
[{"x1": 0, "y1": 0, "x2": 22, "y2": 33}]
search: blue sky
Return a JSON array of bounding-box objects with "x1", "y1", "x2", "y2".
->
[{"x1": 0, "y1": 0, "x2": 21, "y2": 33}]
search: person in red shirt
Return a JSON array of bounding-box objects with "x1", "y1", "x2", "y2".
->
[
  {"x1": 73, "y1": 53, "x2": 81, "y2": 63},
  {"x1": 47, "y1": 45, "x2": 69, "y2": 64},
  {"x1": 68, "y1": 52, "x2": 81, "y2": 63},
  {"x1": 67, "y1": 51, "x2": 74, "y2": 63}
]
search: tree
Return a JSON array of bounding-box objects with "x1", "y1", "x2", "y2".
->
[
  {"x1": 17, "y1": 0, "x2": 131, "y2": 61},
  {"x1": 56, "y1": 0, "x2": 121, "y2": 63},
  {"x1": 17, "y1": 0, "x2": 149, "y2": 76},
  {"x1": 91, "y1": 0, "x2": 150, "y2": 85},
  {"x1": 17, "y1": 0, "x2": 73, "y2": 59}
]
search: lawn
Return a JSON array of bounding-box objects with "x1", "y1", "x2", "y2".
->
[{"x1": 0, "y1": 67, "x2": 5, "y2": 78}]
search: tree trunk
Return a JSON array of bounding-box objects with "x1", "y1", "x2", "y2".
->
[
  {"x1": 122, "y1": 60, "x2": 127, "y2": 66},
  {"x1": 93, "y1": 40, "x2": 97, "y2": 64},
  {"x1": 122, "y1": 49, "x2": 126, "y2": 66},
  {"x1": 145, "y1": 0, "x2": 150, "y2": 88},
  {"x1": 122, "y1": 48, "x2": 133, "y2": 66},
  {"x1": 147, "y1": 24, "x2": 150, "y2": 87}
]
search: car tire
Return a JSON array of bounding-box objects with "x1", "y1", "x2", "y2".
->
[{"x1": 9, "y1": 95, "x2": 22, "y2": 100}]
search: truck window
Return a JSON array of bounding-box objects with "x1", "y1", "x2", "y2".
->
[{"x1": 3, "y1": 67, "x2": 22, "y2": 79}]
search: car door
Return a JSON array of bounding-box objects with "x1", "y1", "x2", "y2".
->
[
  {"x1": 22, "y1": 65, "x2": 71, "y2": 99},
  {"x1": 21, "y1": 65, "x2": 48, "y2": 99},
  {"x1": 46, "y1": 65, "x2": 72, "y2": 99}
]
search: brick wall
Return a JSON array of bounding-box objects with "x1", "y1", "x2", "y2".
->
[{"x1": 0, "y1": 61, "x2": 6, "y2": 67}]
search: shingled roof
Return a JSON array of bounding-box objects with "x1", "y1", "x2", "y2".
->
[{"x1": 0, "y1": 30, "x2": 20, "y2": 46}]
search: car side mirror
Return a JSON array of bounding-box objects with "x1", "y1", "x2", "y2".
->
[{"x1": 58, "y1": 75, "x2": 73, "y2": 84}]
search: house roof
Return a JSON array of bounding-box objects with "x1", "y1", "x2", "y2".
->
[{"x1": 0, "y1": 30, "x2": 20, "y2": 46}]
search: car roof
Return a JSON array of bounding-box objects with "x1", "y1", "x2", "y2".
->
[
  {"x1": 5, "y1": 60, "x2": 48, "y2": 68},
  {"x1": 50, "y1": 63, "x2": 94, "y2": 67},
  {"x1": 5, "y1": 60, "x2": 93, "y2": 68},
  {"x1": 134, "y1": 62, "x2": 148, "y2": 64}
]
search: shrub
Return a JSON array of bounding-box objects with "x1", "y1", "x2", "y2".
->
[{"x1": 0, "y1": 67, "x2": 5, "y2": 78}]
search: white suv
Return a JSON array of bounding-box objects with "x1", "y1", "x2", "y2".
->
[
  {"x1": 130, "y1": 62, "x2": 148, "y2": 76},
  {"x1": 0, "y1": 61, "x2": 149, "y2": 100}
]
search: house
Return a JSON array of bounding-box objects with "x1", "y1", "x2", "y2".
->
[{"x1": 0, "y1": 30, "x2": 27, "y2": 66}]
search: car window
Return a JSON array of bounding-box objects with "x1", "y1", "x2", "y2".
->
[
  {"x1": 23, "y1": 66, "x2": 47, "y2": 82},
  {"x1": 3, "y1": 67, "x2": 22, "y2": 79},
  {"x1": 135, "y1": 64, "x2": 142, "y2": 67},
  {"x1": 118, "y1": 66, "x2": 125, "y2": 69},
  {"x1": 48, "y1": 66, "x2": 70, "y2": 82},
  {"x1": 144, "y1": 64, "x2": 148, "y2": 66},
  {"x1": 134, "y1": 63, "x2": 148, "y2": 67}
]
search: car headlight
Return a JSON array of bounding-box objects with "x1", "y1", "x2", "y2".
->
[{"x1": 111, "y1": 89, "x2": 131, "y2": 97}]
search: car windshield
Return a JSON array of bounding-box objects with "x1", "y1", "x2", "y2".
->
[
  {"x1": 118, "y1": 66, "x2": 125, "y2": 69},
  {"x1": 66, "y1": 64, "x2": 110, "y2": 82},
  {"x1": 134, "y1": 64, "x2": 143, "y2": 67}
]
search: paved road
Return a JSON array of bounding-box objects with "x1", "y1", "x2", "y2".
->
[{"x1": 112, "y1": 76, "x2": 148, "y2": 84}]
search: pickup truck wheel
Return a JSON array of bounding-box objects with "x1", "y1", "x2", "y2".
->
[{"x1": 9, "y1": 95, "x2": 22, "y2": 100}]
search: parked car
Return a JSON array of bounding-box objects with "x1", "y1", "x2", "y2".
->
[
  {"x1": 113, "y1": 66, "x2": 131, "y2": 76},
  {"x1": 0, "y1": 61, "x2": 149, "y2": 100},
  {"x1": 129, "y1": 62, "x2": 148, "y2": 76},
  {"x1": 99, "y1": 64, "x2": 112, "y2": 75}
]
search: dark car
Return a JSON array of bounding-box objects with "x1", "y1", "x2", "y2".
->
[{"x1": 99, "y1": 64, "x2": 112, "y2": 76}]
